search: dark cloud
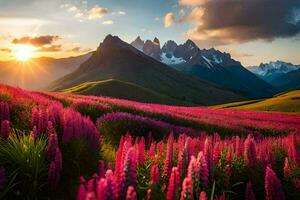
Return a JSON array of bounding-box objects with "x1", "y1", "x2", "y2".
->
[
  {"x1": 12, "y1": 35, "x2": 60, "y2": 47},
  {"x1": 39, "y1": 45, "x2": 62, "y2": 52},
  {"x1": 182, "y1": 0, "x2": 300, "y2": 46},
  {"x1": 0, "y1": 48, "x2": 11, "y2": 53}
]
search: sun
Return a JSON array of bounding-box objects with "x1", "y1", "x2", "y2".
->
[{"x1": 14, "y1": 45, "x2": 35, "y2": 61}]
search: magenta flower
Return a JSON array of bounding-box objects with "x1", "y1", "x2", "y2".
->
[
  {"x1": 244, "y1": 135, "x2": 257, "y2": 168},
  {"x1": 199, "y1": 191, "x2": 207, "y2": 200},
  {"x1": 245, "y1": 181, "x2": 256, "y2": 200},
  {"x1": 283, "y1": 157, "x2": 290, "y2": 180},
  {"x1": 137, "y1": 137, "x2": 145, "y2": 165},
  {"x1": 126, "y1": 186, "x2": 137, "y2": 200},
  {"x1": 150, "y1": 161, "x2": 160, "y2": 184},
  {"x1": 197, "y1": 151, "x2": 208, "y2": 187},
  {"x1": 147, "y1": 189, "x2": 151, "y2": 200},
  {"x1": 265, "y1": 165, "x2": 285, "y2": 200},
  {"x1": 48, "y1": 161, "x2": 57, "y2": 186},
  {"x1": 98, "y1": 160, "x2": 105, "y2": 178},
  {"x1": 97, "y1": 178, "x2": 108, "y2": 200},
  {"x1": 166, "y1": 167, "x2": 180, "y2": 200},
  {"x1": 124, "y1": 147, "x2": 137, "y2": 189},
  {"x1": 0, "y1": 102, "x2": 9, "y2": 121},
  {"x1": 163, "y1": 134, "x2": 174, "y2": 179},
  {"x1": 177, "y1": 150, "x2": 184, "y2": 179},
  {"x1": 180, "y1": 176, "x2": 193, "y2": 200},
  {"x1": 0, "y1": 120, "x2": 10, "y2": 139},
  {"x1": 77, "y1": 183, "x2": 87, "y2": 200},
  {"x1": 47, "y1": 126, "x2": 58, "y2": 160}
]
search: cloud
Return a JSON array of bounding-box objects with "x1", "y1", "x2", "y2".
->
[
  {"x1": 179, "y1": 0, "x2": 300, "y2": 46},
  {"x1": 102, "y1": 20, "x2": 114, "y2": 25},
  {"x1": 88, "y1": 6, "x2": 108, "y2": 19},
  {"x1": 164, "y1": 12, "x2": 175, "y2": 28},
  {"x1": 39, "y1": 45, "x2": 62, "y2": 52},
  {"x1": 118, "y1": 11, "x2": 126, "y2": 15},
  {"x1": 12, "y1": 35, "x2": 60, "y2": 47},
  {"x1": 68, "y1": 47, "x2": 93, "y2": 53},
  {"x1": 0, "y1": 48, "x2": 11, "y2": 53}
]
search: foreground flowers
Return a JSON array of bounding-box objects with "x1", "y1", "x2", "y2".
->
[{"x1": 77, "y1": 133, "x2": 300, "y2": 200}]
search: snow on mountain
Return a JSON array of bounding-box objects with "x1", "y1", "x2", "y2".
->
[
  {"x1": 248, "y1": 61, "x2": 300, "y2": 76},
  {"x1": 160, "y1": 52, "x2": 186, "y2": 65}
]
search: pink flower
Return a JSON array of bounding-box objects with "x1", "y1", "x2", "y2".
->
[
  {"x1": 244, "y1": 135, "x2": 256, "y2": 168},
  {"x1": 245, "y1": 181, "x2": 256, "y2": 200},
  {"x1": 150, "y1": 161, "x2": 160, "y2": 184},
  {"x1": 47, "y1": 128, "x2": 58, "y2": 160},
  {"x1": 0, "y1": 120, "x2": 10, "y2": 139},
  {"x1": 124, "y1": 147, "x2": 137, "y2": 188},
  {"x1": 265, "y1": 165, "x2": 285, "y2": 200},
  {"x1": 137, "y1": 137, "x2": 145, "y2": 165},
  {"x1": 0, "y1": 102, "x2": 9, "y2": 121},
  {"x1": 147, "y1": 189, "x2": 151, "y2": 200},
  {"x1": 97, "y1": 178, "x2": 108, "y2": 200},
  {"x1": 197, "y1": 151, "x2": 208, "y2": 188},
  {"x1": 163, "y1": 134, "x2": 174, "y2": 179},
  {"x1": 283, "y1": 157, "x2": 290, "y2": 179},
  {"x1": 199, "y1": 191, "x2": 207, "y2": 200},
  {"x1": 77, "y1": 182, "x2": 87, "y2": 200},
  {"x1": 126, "y1": 186, "x2": 137, "y2": 200},
  {"x1": 166, "y1": 167, "x2": 180, "y2": 200},
  {"x1": 98, "y1": 160, "x2": 105, "y2": 178},
  {"x1": 177, "y1": 150, "x2": 184, "y2": 179},
  {"x1": 180, "y1": 176, "x2": 194, "y2": 200}
]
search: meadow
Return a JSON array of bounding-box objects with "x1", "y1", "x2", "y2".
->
[{"x1": 0, "y1": 83, "x2": 299, "y2": 199}]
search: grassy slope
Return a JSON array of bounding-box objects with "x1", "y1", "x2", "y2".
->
[
  {"x1": 213, "y1": 89, "x2": 300, "y2": 113},
  {"x1": 61, "y1": 79, "x2": 190, "y2": 105}
]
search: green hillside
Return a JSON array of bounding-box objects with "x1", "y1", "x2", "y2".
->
[
  {"x1": 61, "y1": 79, "x2": 190, "y2": 105},
  {"x1": 213, "y1": 89, "x2": 300, "y2": 113}
]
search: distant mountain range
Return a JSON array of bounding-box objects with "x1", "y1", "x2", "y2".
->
[
  {"x1": 48, "y1": 35, "x2": 245, "y2": 105},
  {"x1": 0, "y1": 52, "x2": 92, "y2": 90},
  {"x1": 248, "y1": 61, "x2": 300, "y2": 91},
  {"x1": 131, "y1": 36, "x2": 276, "y2": 99}
]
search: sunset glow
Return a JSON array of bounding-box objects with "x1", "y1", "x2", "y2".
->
[{"x1": 13, "y1": 45, "x2": 35, "y2": 61}]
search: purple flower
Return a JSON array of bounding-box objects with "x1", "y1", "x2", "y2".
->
[
  {"x1": 265, "y1": 165, "x2": 285, "y2": 200},
  {"x1": 0, "y1": 120, "x2": 10, "y2": 139}
]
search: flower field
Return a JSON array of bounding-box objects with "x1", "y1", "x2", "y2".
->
[{"x1": 0, "y1": 83, "x2": 300, "y2": 199}]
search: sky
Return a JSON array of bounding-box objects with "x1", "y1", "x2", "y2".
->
[{"x1": 0, "y1": 0, "x2": 299, "y2": 66}]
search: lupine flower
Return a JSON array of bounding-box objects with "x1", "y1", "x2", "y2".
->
[
  {"x1": 0, "y1": 166, "x2": 6, "y2": 190},
  {"x1": 77, "y1": 177, "x2": 87, "y2": 200},
  {"x1": 105, "y1": 170, "x2": 116, "y2": 199},
  {"x1": 0, "y1": 120, "x2": 10, "y2": 138},
  {"x1": 126, "y1": 186, "x2": 137, "y2": 200},
  {"x1": 97, "y1": 178, "x2": 108, "y2": 200},
  {"x1": 147, "y1": 189, "x2": 151, "y2": 200},
  {"x1": 98, "y1": 160, "x2": 105, "y2": 178},
  {"x1": 187, "y1": 156, "x2": 200, "y2": 196},
  {"x1": 166, "y1": 167, "x2": 180, "y2": 200},
  {"x1": 203, "y1": 138, "x2": 213, "y2": 179},
  {"x1": 245, "y1": 181, "x2": 256, "y2": 200},
  {"x1": 0, "y1": 102, "x2": 9, "y2": 121},
  {"x1": 38, "y1": 108, "x2": 48, "y2": 135},
  {"x1": 265, "y1": 165, "x2": 285, "y2": 200},
  {"x1": 244, "y1": 135, "x2": 257, "y2": 168},
  {"x1": 283, "y1": 157, "x2": 290, "y2": 179},
  {"x1": 199, "y1": 191, "x2": 207, "y2": 200},
  {"x1": 288, "y1": 142, "x2": 299, "y2": 165},
  {"x1": 47, "y1": 124, "x2": 58, "y2": 160},
  {"x1": 48, "y1": 161, "x2": 57, "y2": 186},
  {"x1": 163, "y1": 134, "x2": 174, "y2": 179},
  {"x1": 124, "y1": 147, "x2": 137, "y2": 189},
  {"x1": 31, "y1": 126, "x2": 37, "y2": 140},
  {"x1": 137, "y1": 137, "x2": 145, "y2": 165},
  {"x1": 150, "y1": 160, "x2": 160, "y2": 184},
  {"x1": 197, "y1": 151, "x2": 208, "y2": 187},
  {"x1": 180, "y1": 176, "x2": 193, "y2": 200},
  {"x1": 177, "y1": 150, "x2": 184, "y2": 179}
]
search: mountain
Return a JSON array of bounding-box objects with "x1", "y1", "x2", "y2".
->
[
  {"x1": 271, "y1": 68, "x2": 300, "y2": 91},
  {"x1": 61, "y1": 79, "x2": 188, "y2": 105},
  {"x1": 213, "y1": 89, "x2": 300, "y2": 113},
  {"x1": 248, "y1": 61, "x2": 300, "y2": 91},
  {"x1": 130, "y1": 37, "x2": 275, "y2": 99},
  {"x1": 48, "y1": 34, "x2": 245, "y2": 106},
  {"x1": 130, "y1": 36, "x2": 144, "y2": 51},
  {"x1": 0, "y1": 52, "x2": 92, "y2": 90}
]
